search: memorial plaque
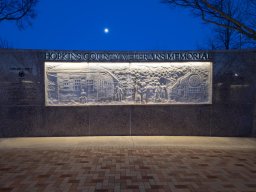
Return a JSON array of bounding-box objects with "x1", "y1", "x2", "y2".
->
[
  {"x1": 45, "y1": 62, "x2": 212, "y2": 106},
  {"x1": 0, "y1": 64, "x2": 40, "y2": 106}
]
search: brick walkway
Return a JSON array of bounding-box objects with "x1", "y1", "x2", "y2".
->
[{"x1": 0, "y1": 137, "x2": 255, "y2": 192}]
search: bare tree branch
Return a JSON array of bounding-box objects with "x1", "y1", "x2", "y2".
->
[
  {"x1": 0, "y1": 0, "x2": 38, "y2": 29},
  {"x1": 164, "y1": 0, "x2": 256, "y2": 40}
]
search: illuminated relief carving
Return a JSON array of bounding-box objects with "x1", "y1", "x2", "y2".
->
[{"x1": 45, "y1": 62, "x2": 212, "y2": 106}]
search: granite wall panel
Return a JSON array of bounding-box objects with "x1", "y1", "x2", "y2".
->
[
  {"x1": 44, "y1": 107, "x2": 90, "y2": 136},
  {"x1": 0, "y1": 107, "x2": 43, "y2": 137},
  {"x1": 131, "y1": 106, "x2": 172, "y2": 135},
  {"x1": 211, "y1": 104, "x2": 253, "y2": 136},
  {"x1": 169, "y1": 106, "x2": 211, "y2": 136},
  {"x1": 89, "y1": 106, "x2": 131, "y2": 136}
]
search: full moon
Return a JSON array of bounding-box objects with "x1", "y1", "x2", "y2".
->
[{"x1": 104, "y1": 28, "x2": 109, "y2": 33}]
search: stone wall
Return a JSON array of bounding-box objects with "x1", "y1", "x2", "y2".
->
[{"x1": 0, "y1": 49, "x2": 255, "y2": 137}]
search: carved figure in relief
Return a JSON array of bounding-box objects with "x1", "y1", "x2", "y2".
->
[
  {"x1": 160, "y1": 84, "x2": 168, "y2": 100},
  {"x1": 145, "y1": 85, "x2": 153, "y2": 103},
  {"x1": 154, "y1": 84, "x2": 162, "y2": 102},
  {"x1": 79, "y1": 89, "x2": 87, "y2": 103},
  {"x1": 134, "y1": 83, "x2": 142, "y2": 103},
  {"x1": 115, "y1": 85, "x2": 124, "y2": 101},
  {"x1": 139, "y1": 83, "x2": 147, "y2": 103}
]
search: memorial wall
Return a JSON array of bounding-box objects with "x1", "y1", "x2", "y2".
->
[{"x1": 0, "y1": 49, "x2": 255, "y2": 137}]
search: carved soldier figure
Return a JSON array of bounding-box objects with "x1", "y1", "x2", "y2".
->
[
  {"x1": 79, "y1": 89, "x2": 87, "y2": 103},
  {"x1": 115, "y1": 85, "x2": 124, "y2": 101},
  {"x1": 139, "y1": 82, "x2": 147, "y2": 103},
  {"x1": 134, "y1": 83, "x2": 141, "y2": 103},
  {"x1": 154, "y1": 83, "x2": 162, "y2": 102},
  {"x1": 160, "y1": 84, "x2": 168, "y2": 100}
]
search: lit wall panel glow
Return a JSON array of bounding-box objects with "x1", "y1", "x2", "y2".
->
[{"x1": 45, "y1": 62, "x2": 212, "y2": 106}]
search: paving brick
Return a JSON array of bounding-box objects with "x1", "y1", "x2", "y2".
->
[{"x1": 0, "y1": 141, "x2": 255, "y2": 192}]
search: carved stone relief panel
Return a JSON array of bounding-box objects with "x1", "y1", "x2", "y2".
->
[{"x1": 45, "y1": 62, "x2": 212, "y2": 106}]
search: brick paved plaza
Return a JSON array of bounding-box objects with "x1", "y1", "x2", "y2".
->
[{"x1": 0, "y1": 137, "x2": 256, "y2": 192}]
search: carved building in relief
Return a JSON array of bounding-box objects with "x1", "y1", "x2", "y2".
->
[
  {"x1": 47, "y1": 70, "x2": 119, "y2": 104},
  {"x1": 168, "y1": 73, "x2": 208, "y2": 102}
]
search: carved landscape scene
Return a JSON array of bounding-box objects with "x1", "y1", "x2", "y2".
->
[{"x1": 45, "y1": 62, "x2": 212, "y2": 106}]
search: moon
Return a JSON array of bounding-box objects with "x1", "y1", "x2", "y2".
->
[{"x1": 104, "y1": 28, "x2": 109, "y2": 33}]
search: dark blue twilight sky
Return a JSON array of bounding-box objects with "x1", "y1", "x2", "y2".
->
[{"x1": 0, "y1": 0, "x2": 211, "y2": 51}]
